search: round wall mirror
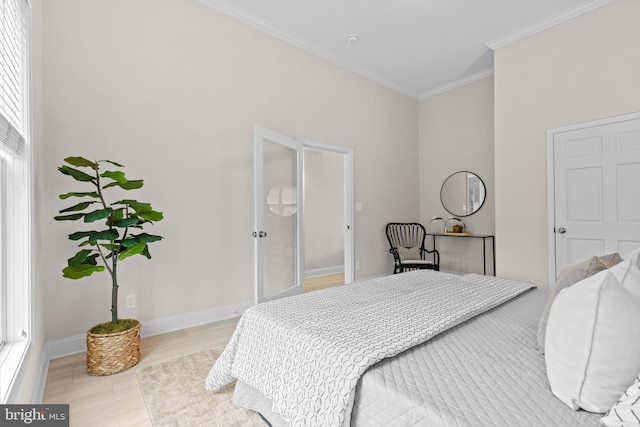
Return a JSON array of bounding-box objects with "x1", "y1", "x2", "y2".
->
[
  {"x1": 267, "y1": 183, "x2": 297, "y2": 216},
  {"x1": 440, "y1": 171, "x2": 486, "y2": 217}
]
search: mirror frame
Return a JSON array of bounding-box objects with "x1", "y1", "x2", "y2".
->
[{"x1": 440, "y1": 171, "x2": 486, "y2": 217}]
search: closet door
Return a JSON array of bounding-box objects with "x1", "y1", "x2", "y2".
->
[{"x1": 552, "y1": 116, "x2": 640, "y2": 275}]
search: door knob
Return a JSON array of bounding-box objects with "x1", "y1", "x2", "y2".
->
[
  {"x1": 259, "y1": 231, "x2": 267, "y2": 238},
  {"x1": 557, "y1": 227, "x2": 566, "y2": 234}
]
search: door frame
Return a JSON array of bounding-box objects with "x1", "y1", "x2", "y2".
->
[
  {"x1": 254, "y1": 126, "x2": 355, "y2": 305},
  {"x1": 300, "y1": 139, "x2": 355, "y2": 285},
  {"x1": 546, "y1": 111, "x2": 640, "y2": 285}
]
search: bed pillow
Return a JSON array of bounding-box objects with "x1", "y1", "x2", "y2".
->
[
  {"x1": 600, "y1": 373, "x2": 640, "y2": 427},
  {"x1": 397, "y1": 246, "x2": 421, "y2": 261},
  {"x1": 623, "y1": 246, "x2": 640, "y2": 268},
  {"x1": 609, "y1": 259, "x2": 640, "y2": 299},
  {"x1": 599, "y1": 252, "x2": 623, "y2": 268},
  {"x1": 545, "y1": 269, "x2": 640, "y2": 413},
  {"x1": 536, "y1": 256, "x2": 608, "y2": 354}
]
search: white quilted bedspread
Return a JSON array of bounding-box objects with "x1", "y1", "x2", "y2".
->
[{"x1": 205, "y1": 270, "x2": 534, "y2": 427}]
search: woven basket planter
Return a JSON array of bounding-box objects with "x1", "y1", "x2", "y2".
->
[{"x1": 86, "y1": 321, "x2": 141, "y2": 376}]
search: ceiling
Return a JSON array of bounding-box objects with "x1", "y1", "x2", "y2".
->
[{"x1": 195, "y1": 0, "x2": 612, "y2": 99}]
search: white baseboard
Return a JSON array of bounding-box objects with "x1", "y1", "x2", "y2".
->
[
  {"x1": 46, "y1": 301, "x2": 252, "y2": 360},
  {"x1": 304, "y1": 265, "x2": 344, "y2": 278},
  {"x1": 31, "y1": 353, "x2": 49, "y2": 404}
]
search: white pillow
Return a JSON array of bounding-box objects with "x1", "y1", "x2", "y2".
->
[
  {"x1": 623, "y1": 246, "x2": 640, "y2": 269},
  {"x1": 545, "y1": 269, "x2": 640, "y2": 413},
  {"x1": 600, "y1": 373, "x2": 640, "y2": 427},
  {"x1": 610, "y1": 259, "x2": 640, "y2": 299},
  {"x1": 537, "y1": 256, "x2": 608, "y2": 354}
]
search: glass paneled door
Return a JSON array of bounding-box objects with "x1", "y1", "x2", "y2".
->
[{"x1": 253, "y1": 126, "x2": 304, "y2": 304}]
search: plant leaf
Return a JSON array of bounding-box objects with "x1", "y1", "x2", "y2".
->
[
  {"x1": 88, "y1": 229, "x2": 119, "y2": 243},
  {"x1": 112, "y1": 218, "x2": 139, "y2": 228},
  {"x1": 136, "y1": 210, "x2": 163, "y2": 222},
  {"x1": 116, "y1": 200, "x2": 147, "y2": 208},
  {"x1": 118, "y1": 242, "x2": 147, "y2": 260},
  {"x1": 64, "y1": 157, "x2": 97, "y2": 169},
  {"x1": 59, "y1": 201, "x2": 95, "y2": 213},
  {"x1": 119, "y1": 238, "x2": 138, "y2": 248},
  {"x1": 54, "y1": 213, "x2": 85, "y2": 221},
  {"x1": 68, "y1": 249, "x2": 93, "y2": 267},
  {"x1": 68, "y1": 231, "x2": 93, "y2": 241},
  {"x1": 62, "y1": 264, "x2": 105, "y2": 279},
  {"x1": 58, "y1": 165, "x2": 95, "y2": 182},
  {"x1": 99, "y1": 160, "x2": 124, "y2": 168},
  {"x1": 67, "y1": 251, "x2": 100, "y2": 267},
  {"x1": 59, "y1": 191, "x2": 100, "y2": 200},
  {"x1": 83, "y1": 208, "x2": 114, "y2": 223},
  {"x1": 135, "y1": 233, "x2": 163, "y2": 243},
  {"x1": 101, "y1": 170, "x2": 127, "y2": 183},
  {"x1": 119, "y1": 180, "x2": 144, "y2": 190},
  {"x1": 108, "y1": 208, "x2": 124, "y2": 224},
  {"x1": 85, "y1": 254, "x2": 100, "y2": 266},
  {"x1": 68, "y1": 229, "x2": 119, "y2": 243},
  {"x1": 116, "y1": 200, "x2": 163, "y2": 222},
  {"x1": 103, "y1": 180, "x2": 144, "y2": 190},
  {"x1": 119, "y1": 233, "x2": 163, "y2": 248}
]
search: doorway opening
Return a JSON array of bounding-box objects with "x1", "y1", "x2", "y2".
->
[{"x1": 254, "y1": 126, "x2": 354, "y2": 304}]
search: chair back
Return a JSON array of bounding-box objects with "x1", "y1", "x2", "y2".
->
[{"x1": 386, "y1": 223, "x2": 426, "y2": 260}]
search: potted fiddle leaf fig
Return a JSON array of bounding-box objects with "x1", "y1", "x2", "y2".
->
[{"x1": 54, "y1": 156, "x2": 164, "y2": 376}]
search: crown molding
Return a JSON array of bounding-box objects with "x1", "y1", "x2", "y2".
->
[
  {"x1": 193, "y1": 0, "x2": 419, "y2": 99},
  {"x1": 487, "y1": 0, "x2": 615, "y2": 50},
  {"x1": 419, "y1": 68, "x2": 494, "y2": 101}
]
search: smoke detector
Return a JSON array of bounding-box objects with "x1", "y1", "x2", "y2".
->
[{"x1": 345, "y1": 34, "x2": 360, "y2": 44}]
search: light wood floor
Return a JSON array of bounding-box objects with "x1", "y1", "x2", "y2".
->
[{"x1": 42, "y1": 273, "x2": 343, "y2": 427}]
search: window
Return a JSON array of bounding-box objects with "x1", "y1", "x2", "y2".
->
[{"x1": 0, "y1": 0, "x2": 32, "y2": 403}]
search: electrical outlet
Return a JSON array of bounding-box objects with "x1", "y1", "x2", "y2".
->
[
  {"x1": 126, "y1": 294, "x2": 136, "y2": 308},
  {"x1": 355, "y1": 261, "x2": 361, "y2": 271}
]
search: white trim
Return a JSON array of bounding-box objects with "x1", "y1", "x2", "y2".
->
[
  {"x1": 0, "y1": 341, "x2": 30, "y2": 403},
  {"x1": 546, "y1": 130, "x2": 557, "y2": 288},
  {"x1": 0, "y1": 0, "x2": 33, "y2": 404},
  {"x1": 545, "y1": 111, "x2": 640, "y2": 285},
  {"x1": 300, "y1": 140, "x2": 355, "y2": 284},
  {"x1": 487, "y1": 0, "x2": 614, "y2": 50},
  {"x1": 46, "y1": 301, "x2": 251, "y2": 360},
  {"x1": 193, "y1": 0, "x2": 418, "y2": 99},
  {"x1": 419, "y1": 68, "x2": 494, "y2": 100},
  {"x1": 30, "y1": 352, "x2": 49, "y2": 404},
  {"x1": 304, "y1": 266, "x2": 344, "y2": 279}
]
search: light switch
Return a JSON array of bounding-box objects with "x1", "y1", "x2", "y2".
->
[{"x1": 355, "y1": 202, "x2": 362, "y2": 211}]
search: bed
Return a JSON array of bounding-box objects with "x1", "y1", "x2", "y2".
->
[{"x1": 205, "y1": 268, "x2": 634, "y2": 426}]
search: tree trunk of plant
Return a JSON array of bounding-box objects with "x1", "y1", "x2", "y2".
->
[{"x1": 111, "y1": 251, "x2": 118, "y2": 324}]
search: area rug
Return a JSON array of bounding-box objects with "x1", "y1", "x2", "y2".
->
[{"x1": 137, "y1": 348, "x2": 267, "y2": 427}]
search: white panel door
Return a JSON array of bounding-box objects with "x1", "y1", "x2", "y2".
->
[
  {"x1": 254, "y1": 126, "x2": 304, "y2": 304},
  {"x1": 553, "y1": 116, "x2": 640, "y2": 275}
]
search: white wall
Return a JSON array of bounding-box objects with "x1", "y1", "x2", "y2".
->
[
  {"x1": 37, "y1": 0, "x2": 419, "y2": 343},
  {"x1": 494, "y1": 0, "x2": 640, "y2": 287},
  {"x1": 419, "y1": 76, "x2": 495, "y2": 274}
]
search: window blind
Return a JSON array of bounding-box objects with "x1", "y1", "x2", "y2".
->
[{"x1": 0, "y1": 0, "x2": 28, "y2": 156}]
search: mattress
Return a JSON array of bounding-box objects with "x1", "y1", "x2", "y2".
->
[
  {"x1": 209, "y1": 271, "x2": 533, "y2": 426},
  {"x1": 233, "y1": 288, "x2": 602, "y2": 426}
]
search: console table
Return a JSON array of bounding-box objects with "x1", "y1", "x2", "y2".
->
[{"x1": 426, "y1": 233, "x2": 495, "y2": 276}]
